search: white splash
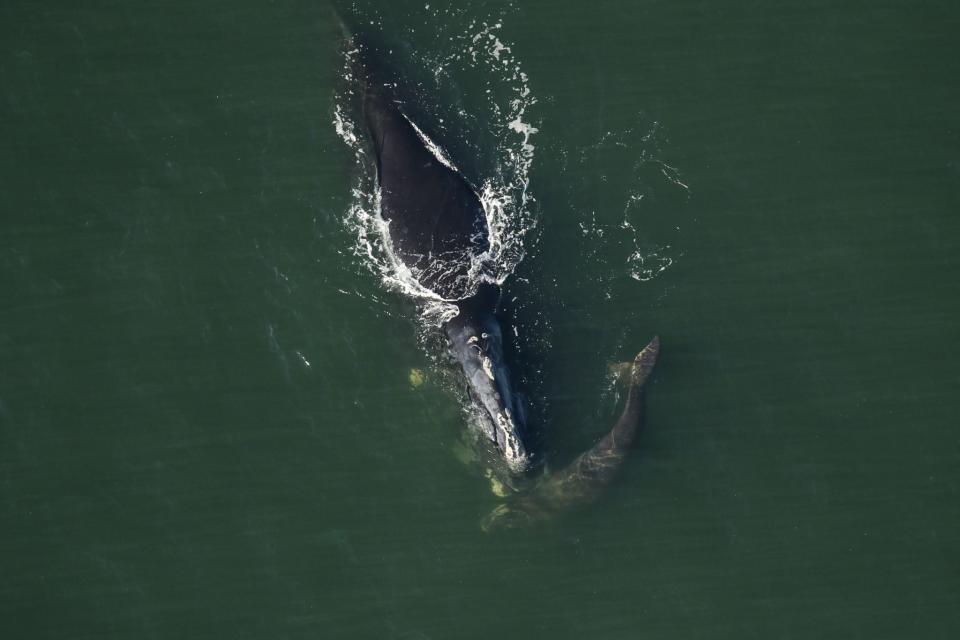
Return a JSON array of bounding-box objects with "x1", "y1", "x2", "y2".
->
[{"x1": 572, "y1": 116, "x2": 690, "y2": 286}]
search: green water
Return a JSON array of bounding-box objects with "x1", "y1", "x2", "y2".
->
[{"x1": 2, "y1": 1, "x2": 958, "y2": 638}]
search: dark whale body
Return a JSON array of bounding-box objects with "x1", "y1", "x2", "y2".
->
[
  {"x1": 354, "y1": 44, "x2": 531, "y2": 472},
  {"x1": 344, "y1": 31, "x2": 660, "y2": 523},
  {"x1": 362, "y1": 64, "x2": 489, "y2": 301}
]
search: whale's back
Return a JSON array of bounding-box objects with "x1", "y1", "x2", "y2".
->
[{"x1": 356, "y1": 48, "x2": 490, "y2": 300}]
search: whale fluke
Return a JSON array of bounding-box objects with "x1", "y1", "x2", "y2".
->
[{"x1": 481, "y1": 336, "x2": 660, "y2": 531}]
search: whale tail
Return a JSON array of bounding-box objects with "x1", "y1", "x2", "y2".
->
[
  {"x1": 630, "y1": 335, "x2": 660, "y2": 387},
  {"x1": 543, "y1": 335, "x2": 659, "y2": 497}
]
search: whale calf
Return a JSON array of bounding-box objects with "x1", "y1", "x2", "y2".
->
[{"x1": 481, "y1": 336, "x2": 659, "y2": 531}]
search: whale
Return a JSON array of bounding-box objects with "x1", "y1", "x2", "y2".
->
[
  {"x1": 353, "y1": 42, "x2": 531, "y2": 473},
  {"x1": 342, "y1": 30, "x2": 660, "y2": 524}
]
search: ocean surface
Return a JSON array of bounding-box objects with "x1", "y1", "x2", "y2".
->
[{"x1": 2, "y1": 1, "x2": 958, "y2": 638}]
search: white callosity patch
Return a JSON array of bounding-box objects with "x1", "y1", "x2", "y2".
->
[
  {"x1": 480, "y1": 354, "x2": 496, "y2": 380},
  {"x1": 457, "y1": 324, "x2": 528, "y2": 472},
  {"x1": 493, "y1": 407, "x2": 524, "y2": 472}
]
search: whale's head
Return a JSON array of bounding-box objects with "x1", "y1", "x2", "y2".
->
[{"x1": 444, "y1": 284, "x2": 531, "y2": 474}]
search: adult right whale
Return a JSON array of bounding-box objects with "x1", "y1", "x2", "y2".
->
[
  {"x1": 354, "y1": 40, "x2": 531, "y2": 473},
  {"x1": 344, "y1": 30, "x2": 660, "y2": 526}
]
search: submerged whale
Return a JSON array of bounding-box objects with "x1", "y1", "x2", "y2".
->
[
  {"x1": 481, "y1": 337, "x2": 659, "y2": 531},
  {"x1": 345, "y1": 34, "x2": 659, "y2": 524}
]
